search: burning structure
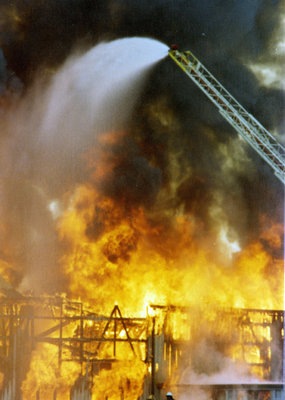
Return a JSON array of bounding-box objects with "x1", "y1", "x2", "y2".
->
[
  {"x1": 0, "y1": 0, "x2": 284, "y2": 399},
  {"x1": 0, "y1": 297, "x2": 283, "y2": 398}
]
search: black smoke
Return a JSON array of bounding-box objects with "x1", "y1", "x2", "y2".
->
[{"x1": 0, "y1": 0, "x2": 284, "y2": 292}]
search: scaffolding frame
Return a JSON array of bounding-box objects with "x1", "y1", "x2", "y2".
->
[
  {"x1": 0, "y1": 297, "x2": 283, "y2": 398},
  {"x1": 149, "y1": 304, "x2": 284, "y2": 382},
  {"x1": 0, "y1": 297, "x2": 148, "y2": 399}
]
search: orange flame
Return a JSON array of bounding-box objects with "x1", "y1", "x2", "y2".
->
[
  {"x1": 22, "y1": 343, "x2": 81, "y2": 399},
  {"x1": 57, "y1": 181, "x2": 283, "y2": 316}
]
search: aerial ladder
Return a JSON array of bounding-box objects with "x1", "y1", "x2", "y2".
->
[{"x1": 168, "y1": 47, "x2": 285, "y2": 184}]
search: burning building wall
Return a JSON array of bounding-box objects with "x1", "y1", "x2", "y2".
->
[{"x1": 0, "y1": 0, "x2": 284, "y2": 398}]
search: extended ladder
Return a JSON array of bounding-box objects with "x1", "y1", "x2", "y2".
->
[{"x1": 169, "y1": 49, "x2": 285, "y2": 184}]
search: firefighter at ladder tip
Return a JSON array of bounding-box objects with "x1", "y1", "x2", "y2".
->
[{"x1": 170, "y1": 44, "x2": 179, "y2": 50}]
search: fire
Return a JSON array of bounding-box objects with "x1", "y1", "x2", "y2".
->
[
  {"x1": 92, "y1": 359, "x2": 147, "y2": 400},
  {"x1": 7, "y1": 129, "x2": 284, "y2": 396},
  {"x1": 233, "y1": 239, "x2": 283, "y2": 309},
  {"x1": 57, "y1": 181, "x2": 283, "y2": 315},
  {"x1": 22, "y1": 343, "x2": 81, "y2": 399},
  {"x1": 42, "y1": 131, "x2": 282, "y2": 393}
]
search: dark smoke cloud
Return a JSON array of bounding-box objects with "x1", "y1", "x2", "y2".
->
[
  {"x1": 124, "y1": 0, "x2": 284, "y2": 245},
  {"x1": 0, "y1": 0, "x2": 284, "y2": 292},
  {"x1": 99, "y1": 137, "x2": 162, "y2": 208},
  {"x1": 0, "y1": 0, "x2": 110, "y2": 81}
]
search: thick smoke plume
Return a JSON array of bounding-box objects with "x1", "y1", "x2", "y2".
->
[{"x1": 0, "y1": 1, "x2": 283, "y2": 294}]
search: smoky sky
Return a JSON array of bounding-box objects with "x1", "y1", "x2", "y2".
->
[
  {"x1": 0, "y1": 0, "x2": 284, "y2": 292},
  {"x1": 0, "y1": 1, "x2": 283, "y2": 80}
]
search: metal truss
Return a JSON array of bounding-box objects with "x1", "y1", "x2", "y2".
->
[
  {"x1": 0, "y1": 298, "x2": 283, "y2": 398},
  {"x1": 0, "y1": 297, "x2": 148, "y2": 399},
  {"x1": 0, "y1": 297, "x2": 147, "y2": 367},
  {"x1": 149, "y1": 304, "x2": 284, "y2": 382},
  {"x1": 169, "y1": 49, "x2": 285, "y2": 184}
]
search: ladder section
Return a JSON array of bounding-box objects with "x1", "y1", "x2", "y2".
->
[{"x1": 169, "y1": 49, "x2": 285, "y2": 184}]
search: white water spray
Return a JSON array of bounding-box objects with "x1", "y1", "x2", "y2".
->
[
  {"x1": 40, "y1": 37, "x2": 168, "y2": 155},
  {"x1": 1, "y1": 37, "x2": 168, "y2": 293}
]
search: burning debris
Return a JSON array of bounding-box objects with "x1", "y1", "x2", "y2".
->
[{"x1": 0, "y1": 0, "x2": 284, "y2": 398}]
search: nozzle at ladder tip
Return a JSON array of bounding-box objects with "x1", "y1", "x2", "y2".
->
[{"x1": 170, "y1": 44, "x2": 179, "y2": 51}]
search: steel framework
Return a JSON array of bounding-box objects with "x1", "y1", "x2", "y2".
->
[
  {"x1": 0, "y1": 298, "x2": 283, "y2": 399},
  {"x1": 0, "y1": 297, "x2": 147, "y2": 399},
  {"x1": 169, "y1": 49, "x2": 285, "y2": 184},
  {"x1": 0, "y1": 297, "x2": 147, "y2": 364},
  {"x1": 149, "y1": 305, "x2": 284, "y2": 383}
]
